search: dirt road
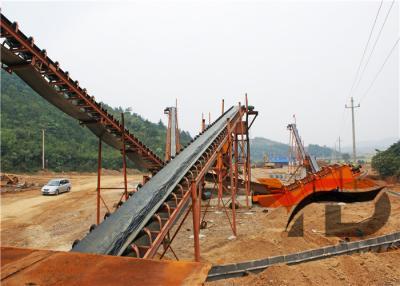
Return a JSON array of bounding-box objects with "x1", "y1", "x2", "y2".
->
[
  {"x1": 1, "y1": 173, "x2": 143, "y2": 251},
  {"x1": 171, "y1": 181, "x2": 400, "y2": 285},
  {"x1": 166, "y1": 190, "x2": 400, "y2": 260},
  {"x1": 1, "y1": 171, "x2": 399, "y2": 285}
]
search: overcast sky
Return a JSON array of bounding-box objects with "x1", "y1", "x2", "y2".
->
[{"x1": 2, "y1": 1, "x2": 399, "y2": 147}]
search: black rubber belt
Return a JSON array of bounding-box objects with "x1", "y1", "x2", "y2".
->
[
  {"x1": 207, "y1": 231, "x2": 400, "y2": 281},
  {"x1": 72, "y1": 106, "x2": 240, "y2": 255}
]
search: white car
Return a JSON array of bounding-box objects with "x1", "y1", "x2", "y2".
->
[{"x1": 41, "y1": 178, "x2": 71, "y2": 195}]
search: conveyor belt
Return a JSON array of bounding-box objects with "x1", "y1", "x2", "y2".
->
[
  {"x1": 0, "y1": 13, "x2": 247, "y2": 259},
  {"x1": 207, "y1": 231, "x2": 400, "y2": 281},
  {"x1": 0, "y1": 14, "x2": 163, "y2": 171},
  {"x1": 72, "y1": 106, "x2": 241, "y2": 256}
]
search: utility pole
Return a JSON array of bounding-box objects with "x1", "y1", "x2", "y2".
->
[
  {"x1": 42, "y1": 129, "x2": 45, "y2": 170},
  {"x1": 345, "y1": 97, "x2": 360, "y2": 164},
  {"x1": 338, "y1": 136, "x2": 341, "y2": 162},
  {"x1": 121, "y1": 112, "x2": 128, "y2": 200}
]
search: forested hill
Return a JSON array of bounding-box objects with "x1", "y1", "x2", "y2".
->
[
  {"x1": 250, "y1": 137, "x2": 337, "y2": 162},
  {"x1": 1, "y1": 70, "x2": 191, "y2": 172},
  {"x1": 1, "y1": 70, "x2": 338, "y2": 172}
]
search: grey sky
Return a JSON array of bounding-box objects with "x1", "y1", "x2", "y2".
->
[{"x1": 2, "y1": 1, "x2": 399, "y2": 147}]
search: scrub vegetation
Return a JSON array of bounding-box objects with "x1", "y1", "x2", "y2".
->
[
  {"x1": 1, "y1": 71, "x2": 191, "y2": 172},
  {"x1": 372, "y1": 141, "x2": 400, "y2": 179}
]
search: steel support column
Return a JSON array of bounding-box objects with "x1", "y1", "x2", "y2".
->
[
  {"x1": 121, "y1": 113, "x2": 128, "y2": 201},
  {"x1": 97, "y1": 138, "x2": 102, "y2": 225},
  {"x1": 217, "y1": 153, "x2": 223, "y2": 209},
  {"x1": 191, "y1": 181, "x2": 201, "y2": 262},
  {"x1": 245, "y1": 95, "x2": 251, "y2": 207},
  {"x1": 227, "y1": 118, "x2": 237, "y2": 236},
  {"x1": 234, "y1": 134, "x2": 239, "y2": 213}
]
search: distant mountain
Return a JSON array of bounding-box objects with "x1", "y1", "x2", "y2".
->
[
  {"x1": 342, "y1": 137, "x2": 399, "y2": 155},
  {"x1": 250, "y1": 137, "x2": 288, "y2": 161},
  {"x1": 250, "y1": 137, "x2": 336, "y2": 162}
]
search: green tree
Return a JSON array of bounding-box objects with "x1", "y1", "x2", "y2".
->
[
  {"x1": 0, "y1": 70, "x2": 192, "y2": 172},
  {"x1": 371, "y1": 141, "x2": 400, "y2": 179}
]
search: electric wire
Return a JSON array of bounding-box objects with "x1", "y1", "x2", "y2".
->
[
  {"x1": 353, "y1": 0, "x2": 396, "y2": 96},
  {"x1": 338, "y1": 1, "x2": 393, "y2": 152},
  {"x1": 360, "y1": 36, "x2": 400, "y2": 103},
  {"x1": 347, "y1": 0, "x2": 384, "y2": 100}
]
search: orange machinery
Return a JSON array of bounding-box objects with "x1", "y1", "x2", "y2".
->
[
  {"x1": 253, "y1": 122, "x2": 378, "y2": 210},
  {"x1": 252, "y1": 164, "x2": 377, "y2": 209}
]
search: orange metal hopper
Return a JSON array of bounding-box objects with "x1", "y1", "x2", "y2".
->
[{"x1": 1, "y1": 247, "x2": 211, "y2": 286}]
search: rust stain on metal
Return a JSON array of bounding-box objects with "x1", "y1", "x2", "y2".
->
[{"x1": 1, "y1": 247, "x2": 211, "y2": 286}]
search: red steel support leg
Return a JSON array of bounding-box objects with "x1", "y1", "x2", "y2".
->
[
  {"x1": 191, "y1": 181, "x2": 201, "y2": 262},
  {"x1": 239, "y1": 109, "x2": 249, "y2": 208},
  {"x1": 245, "y1": 94, "x2": 251, "y2": 206},
  {"x1": 218, "y1": 173, "x2": 223, "y2": 209},
  {"x1": 234, "y1": 134, "x2": 239, "y2": 213},
  {"x1": 217, "y1": 153, "x2": 223, "y2": 209},
  {"x1": 97, "y1": 137, "x2": 102, "y2": 225},
  {"x1": 234, "y1": 133, "x2": 239, "y2": 190},
  {"x1": 246, "y1": 131, "x2": 251, "y2": 206},
  {"x1": 227, "y1": 119, "x2": 237, "y2": 236},
  {"x1": 121, "y1": 113, "x2": 128, "y2": 201},
  {"x1": 231, "y1": 148, "x2": 237, "y2": 236}
]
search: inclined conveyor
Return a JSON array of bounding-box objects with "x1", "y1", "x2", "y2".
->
[
  {"x1": 0, "y1": 13, "x2": 163, "y2": 171},
  {"x1": 72, "y1": 106, "x2": 240, "y2": 255}
]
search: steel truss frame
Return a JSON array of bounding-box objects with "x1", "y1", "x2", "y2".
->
[
  {"x1": 157, "y1": 99, "x2": 257, "y2": 262},
  {"x1": 142, "y1": 111, "x2": 243, "y2": 261},
  {"x1": 96, "y1": 113, "x2": 140, "y2": 225},
  {"x1": 1, "y1": 13, "x2": 260, "y2": 263},
  {"x1": 0, "y1": 14, "x2": 164, "y2": 172}
]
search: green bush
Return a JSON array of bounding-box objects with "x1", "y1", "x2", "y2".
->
[{"x1": 371, "y1": 141, "x2": 400, "y2": 179}]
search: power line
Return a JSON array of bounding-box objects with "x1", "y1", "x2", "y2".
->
[
  {"x1": 338, "y1": 0, "x2": 384, "y2": 146},
  {"x1": 360, "y1": 36, "x2": 400, "y2": 103},
  {"x1": 347, "y1": 0, "x2": 384, "y2": 100},
  {"x1": 353, "y1": 0, "x2": 396, "y2": 95},
  {"x1": 337, "y1": 1, "x2": 395, "y2": 152}
]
